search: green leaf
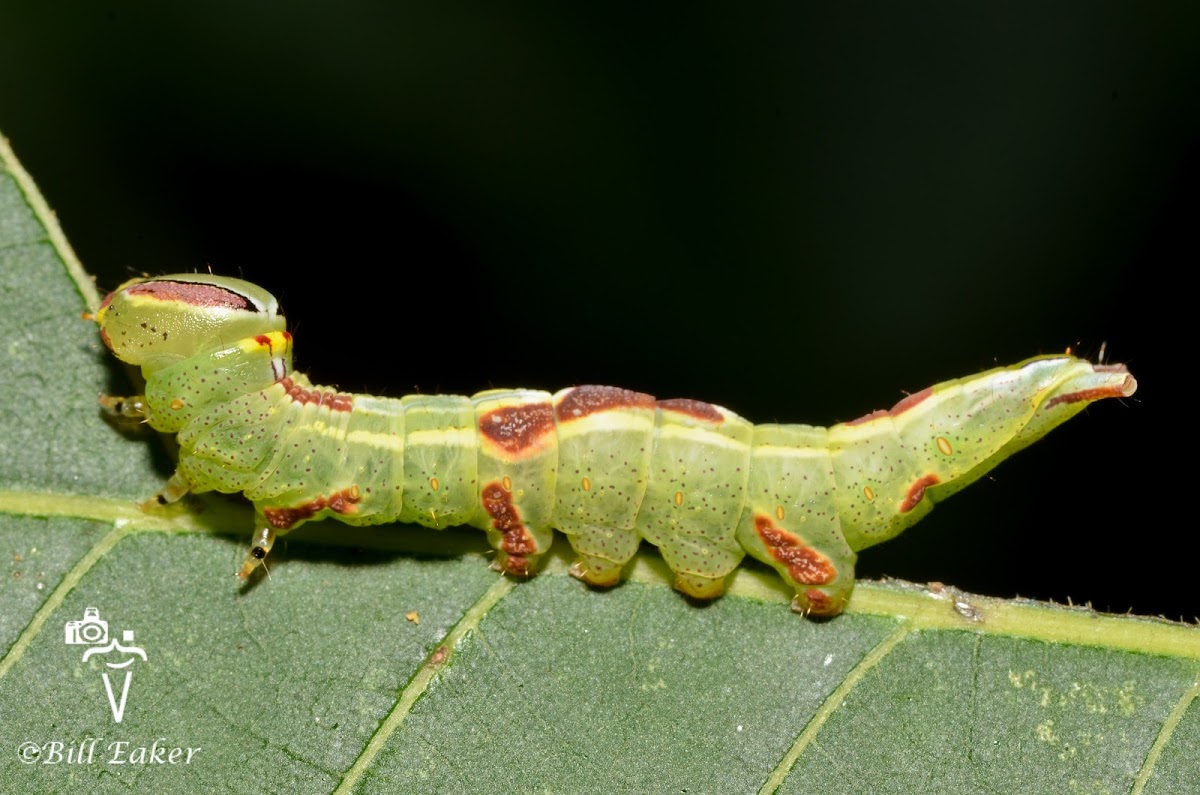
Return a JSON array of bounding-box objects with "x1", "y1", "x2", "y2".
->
[{"x1": 1, "y1": 134, "x2": 1197, "y2": 795}]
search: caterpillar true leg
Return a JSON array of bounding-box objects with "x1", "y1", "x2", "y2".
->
[
  {"x1": 138, "y1": 470, "x2": 192, "y2": 512},
  {"x1": 99, "y1": 393, "x2": 147, "y2": 420},
  {"x1": 237, "y1": 520, "x2": 276, "y2": 580}
]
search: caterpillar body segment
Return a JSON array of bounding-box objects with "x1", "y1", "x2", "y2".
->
[{"x1": 96, "y1": 275, "x2": 1138, "y2": 617}]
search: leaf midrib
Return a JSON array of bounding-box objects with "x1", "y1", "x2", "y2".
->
[{"x1": 3, "y1": 486, "x2": 1198, "y2": 662}]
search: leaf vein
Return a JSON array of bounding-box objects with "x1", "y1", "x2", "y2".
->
[
  {"x1": 1129, "y1": 673, "x2": 1200, "y2": 795},
  {"x1": 756, "y1": 621, "x2": 911, "y2": 794},
  {"x1": 0, "y1": 521, "x2": 136, "y2": 680},
  {"x1": 331, "y1": 574, "x2": 515, "y2": 794}
]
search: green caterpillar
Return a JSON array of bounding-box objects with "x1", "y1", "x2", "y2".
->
[{"x1": 95, "y1": 274, "x2": 1137, "y2": 616}]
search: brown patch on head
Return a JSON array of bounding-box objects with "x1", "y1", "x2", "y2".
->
[
  {"x1": 753, "y1": 515, "x2": 835, "y2": 585},
  {"x1": 845, "y1": 409, "x2": 888, "y2": 426},
  {"x1": 479, "y1": 403, "x2": 555, "y2": 454},
  {"x1": 656, "y1": 398, "x2": 723, "y2": 423},
  {"x1": 481, "y1": 481, "x2": 540, "y2": 576},
  {"x1": 127, "y1": 280, "x2": 255, "y2": 310},
  {"x1": 899, "y1": 474, "x2": 940, "y2": 513},
  {"x1": 263, "y1": 486, "x2": 361, "y2": 529},
  {"x1": 890, "y1": 386, "x2": 934, "y2": 416},
  {"x1": 555, "y1": 385, "x2": 655, "y2": 422}
]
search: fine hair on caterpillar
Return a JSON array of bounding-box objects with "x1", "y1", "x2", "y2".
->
[{"x1": 94, "y1": 274, "x2": 1137, "y2": 617}]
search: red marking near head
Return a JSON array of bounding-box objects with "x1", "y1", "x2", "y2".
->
[
  {"x1": 656, "y1": 398, "x2": 723, "y2": 423},
  {"x1": 254, "y1": 334, "x2": 273, "y2": 349},
  {"x1": 481, "y1": 481, "x2": 539, "y2": 575},
  {"x1": 890, "y1": 386, "x2": 934, "y2": 416},
  {"x1": 900, "y1": 474, "x2": 940, "y2": 513},
  {"x1": 753, "y1": 515, "x2": 836, "y2": 585},
  {"x1": 478, "y1": 403, "x2": 555, "y2": 454},
  {"x1": 555, "y1": 385, "x2": 655, "y2": 422},
  {"x1": 263, "y1": 486, "x2": 361, "y2": 529},
  {"x1": 127, "y1": 280, "x2": 253, "y2": 310},
  {"x1": 276, "y1": 377, "x2": 353, "y2": 412},
  {"x1": 845, "y1": 409, "x2": 889, "y2": 426}
]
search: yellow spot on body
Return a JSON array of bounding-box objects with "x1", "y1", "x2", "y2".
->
[
  {"x1": 775, "y1": 505, "x2": 785, "y2": 520},
  {"x1": 170, "y1": 398, "x2": 185, "y2": 410},
  {"x1": 430, "y1": 477, "x2": 440, "y2": 491},
  {"x1": 863, "y1": 485, "x2": 875, "y2": 502},
  {"x1": 582, "y1": 476, "x2": 591, "y2": 492},
  {"x1": 405, "y1": 611, "x2": 420, "y2": 625},
  {"x1": 674, "y1": 490, "x2": 684, "y2": 506},
  {"x1": 503, "y1": 476, "x2": 512, "y2": 492},
  {"x1": 936, "y1": 436, "x2": 953, "y2": 455},
  {"x1": 349, "y1": 484, "x2": 361, "y2": 499}
]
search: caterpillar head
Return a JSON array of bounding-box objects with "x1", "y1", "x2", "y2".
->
[{"x1": 97, "y1": 274, "x2": 286, "y2": 372}]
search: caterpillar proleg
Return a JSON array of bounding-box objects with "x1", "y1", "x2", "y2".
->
[{"x1": 95, "y1": 274, "x2": 1137, "y2": 616}]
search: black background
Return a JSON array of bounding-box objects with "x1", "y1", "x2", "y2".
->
[{"x1": 2, "y1": 4, "x2": 1194, "y2": 619}]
